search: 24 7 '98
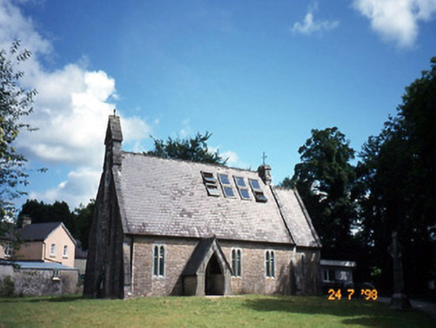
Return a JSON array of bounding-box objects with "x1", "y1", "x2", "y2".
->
[{"x1": 328, "y1": 289, "x2": 378, "y2": 301}]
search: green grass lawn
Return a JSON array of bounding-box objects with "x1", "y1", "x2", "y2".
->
[{"x1": 0, "y1": 294, "x2": 434, "y2": 328}]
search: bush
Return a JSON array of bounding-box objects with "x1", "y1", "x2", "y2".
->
[{"x1": 0, "y1": 275, "x2": 15, "y2": 297}]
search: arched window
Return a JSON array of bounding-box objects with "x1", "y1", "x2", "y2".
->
[
  {"x1": 265, "y1": 250, "x2": 275, "y2": 278},
  {"x1": 153, "y1": 245, "x2": 165, "y2": 277},
  {"x1": 63, "y1": 245, "x2": 68, "y2": 258},
  {"x1": 231, "y1": 248, "x2": 242, "y2": 277}
]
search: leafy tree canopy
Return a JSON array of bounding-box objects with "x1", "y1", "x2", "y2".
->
[
  {"x1": 282, "y1": 127, "x2": 357, "y2": 259},
  {"x1": 0, "y1": 41, "x2": 37, "y2": 238},
  {"x1": 147, "y1": 132, "x2": 227, "y2": 165},
  {"x1": 18, "y1": 199, "x2": 95, "y2": 250},
  {"x1": 356, "y1": 57, "x2": 436, "y2": 292}
]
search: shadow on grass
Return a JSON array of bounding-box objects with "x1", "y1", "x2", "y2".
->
[
  {"x1": 0, "y1": 294, "x2": 84, "y2": 303},
  {"x1": 242, "y1": 297, "x2": 435, "y2": 327}
]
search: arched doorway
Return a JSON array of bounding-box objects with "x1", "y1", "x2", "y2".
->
[{"x1": 205, "y1": 253, "x2": 224, "y2": 295}]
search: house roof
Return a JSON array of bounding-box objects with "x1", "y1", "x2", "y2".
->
[
  {"x1": 0, "y1": 260, "x2": 78, "y2": 271},
  {"x1": 320, "y1": 260, "x2": 356, "y2": 268},
  {"x1": 113, "y1": 151, "x2": 320, "y2": 247},
  {"x1": 19, "y1": 222, "x2": 76, "y2": 244}
]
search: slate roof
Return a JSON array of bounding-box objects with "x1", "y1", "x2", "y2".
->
[
  {"x1": 273, "y1": 187, "x2": 321, "y2": 248},
  {"x1": 19, "y1": 222, "x2": 76, "y2": 244},
  {"x1": 114, "y1": 151, "x2": 321, "y2": 247},
  {"x1": 0, "y1": 260, "x2": 78, "y2": 271},
  {"x1": 19, "y1": 222, "x2": 63, "y2": 241}
]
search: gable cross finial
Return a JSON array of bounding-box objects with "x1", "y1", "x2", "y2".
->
[{"x1": 262, "y1": 151, "x2": 267, "y2": 165}]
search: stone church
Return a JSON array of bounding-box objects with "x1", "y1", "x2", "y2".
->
[{"x1": 84, "y1": 115, "x2": 322, "y2": 298}]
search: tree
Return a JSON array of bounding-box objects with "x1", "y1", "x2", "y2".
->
[
  {"x1": 147, "y1": 132, "x2": 227, "y2": 165},
  {"x1": 0, "y1": 41, "x2": 37, "y2": 238},
  {"x1": 357, "y1": 57, "x2": 436, "y2": 293},
  {"x1": 18, "y1": 198, "x2": 95, "y2": 250},
  {"x1": 18, "y1": 199, "x2": 74, "y2": 231},
  {"x1": 282, "y1": 127, "x2": 358, "y2": 260},
  {"x1": 73, "y1": 200, "x2": 95, "y2": 251}
]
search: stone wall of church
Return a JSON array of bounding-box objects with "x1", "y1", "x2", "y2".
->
[
  {"x1": 131, "y1": 237, "x2": 197, "y2": 297},
  {"x1": 131, "y1": 237, "x2": 320, "y2": 297},
  {"x1": 219, "y1": 241, "x2": 294, "y2": 295},
  {"x1": 291, "y1": 248, "x2": 321, "y2": 296}
]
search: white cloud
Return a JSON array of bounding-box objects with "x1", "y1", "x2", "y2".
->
[
  {"x1": 179, "y1": 118, "x2": 192, "y2": 138},
  {"x1": 0, "y1": 0, "x2": 51, "y2": 56},
  {"x1": 1, "y1": 0, "x2": 151, "y2": 208},
  {"x1": 291, "y1": 3, "x2": 339, "y2": 35},
  {"x1": 18, "y1": 65, "x2": 116, "y2": 167},
  {"x1": 208, "y1": 147, "x2": 249, "y2": 169},
  {"x1": 352, "y1": 0, "x2": 436, "y2": 47},
  {"x1": 28, "y1": 167, "x2": 101, "y2": 208},
  {"x1": 221, "y1": 150, "x2": 240, "y2": 166}
]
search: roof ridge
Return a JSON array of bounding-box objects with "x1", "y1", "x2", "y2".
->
[{"x1": 121, "y1": 150, "x2": 257, "y2": 173}]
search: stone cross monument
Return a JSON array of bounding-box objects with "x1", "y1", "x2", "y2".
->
[{"x1": 388, "y1": 231, "x2": 410, "y2": 310}]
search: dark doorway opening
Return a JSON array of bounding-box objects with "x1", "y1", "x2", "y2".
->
[{"x1": 205, "y1": 253, "x2": 224, "y2": 295}]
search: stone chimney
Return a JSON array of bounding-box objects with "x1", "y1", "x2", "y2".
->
[
  {"x1": 22, "y1": 215, "x2": 32, "y2": 227},
  {"x1": 258, "y1": 164, "x2": 272, "y2": 185}
]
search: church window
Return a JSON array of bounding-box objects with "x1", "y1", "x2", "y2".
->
[
  {"x1": 234, "y1": 176, "x2": 251, "y2": 200},
  {"x1": 63, "y1": 245, "x2": 68, "y2": 258},
  {"x1": 50, "y1": 244, "x2": 56, "y2": 257},
  {"x1": 249, "y1": 179, "x2": 268, "y2": 202},
  {"x1": 231, "y1": 248, "x2": 242, "y2": 277},
  {"x1": 265, "y1": 250, "x2": 275, "y2": 278},
  {"x1": 201, "y1": 172, "x2": 220, "y2": 197},
  {"x1": 153, "y1": 245, "x2": 165, "y2": 277},
  {"x1": 218, "y1": 173, "x2": 236, "y2": 198}
]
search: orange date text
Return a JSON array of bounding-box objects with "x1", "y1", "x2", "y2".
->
[{"x1": 328, "y1": 289, "x2": 377, "y2": 301}]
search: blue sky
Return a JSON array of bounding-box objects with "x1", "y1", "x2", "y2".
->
[{"x1": 1, "y1": 0, "x2": 435, "y2": 209}]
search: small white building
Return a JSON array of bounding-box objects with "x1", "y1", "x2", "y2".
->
[{"x1": 321, "y1": 259, "x2": 356, "y2": 290}]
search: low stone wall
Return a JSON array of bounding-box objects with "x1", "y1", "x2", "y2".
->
[{"x1": 0, "y1": 263, "x2": 79, "y2": 296}]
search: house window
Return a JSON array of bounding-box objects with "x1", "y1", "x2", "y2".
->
[
  {"x1": 323, "y1": 269, "x2": 336, "y2": 282},
  {"x1": 201, "y1": 172, "x2": 220, "y2": 197},
  {"x1": 234, "y1": 176, "x2": 251, "y2": 200},
  {"x1": 4, "y1": 241, "x2": 12, "y2": 258},
  {"x1": 153, "y1": 245, "x2": 165, "y2": 277},
  {"x1": 248, "y1": 179, "x2": 268, "y2": 202},
  {"x1": 50, "y1": 244, "x2": 56, "y2": 257},
  {"x1": 265, "y1": 250, "x2": 275, "y2": 278},
  {"x1": 231, "y1": 248, "x2": 242, "y2": 277},
  {"x1": 218, "y1": 173, "x2": 236, "y2": 198},
  {"x1": 63, "y1": 245, "x2": 68, "y2": 258}
]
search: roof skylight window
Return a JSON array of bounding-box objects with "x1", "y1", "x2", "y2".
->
[
  {"x1": 202, "y1": 172, "x2": 217, "y2": 184},
  {"x1": 234, "y1": 176, "x2": 251, "y2": 200},
  {"x1": 201, "y1": 172, "x2": 220, "y2": 197},
  {"x1": 249, "y1": 178, "x2": 268, "y2": 203},
  {"x1": 218, "y1": 173, "x2": 236, "y2": 198},
  {"x1": 249, "y1": 179, "x2": 261, "y2": 191}
]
